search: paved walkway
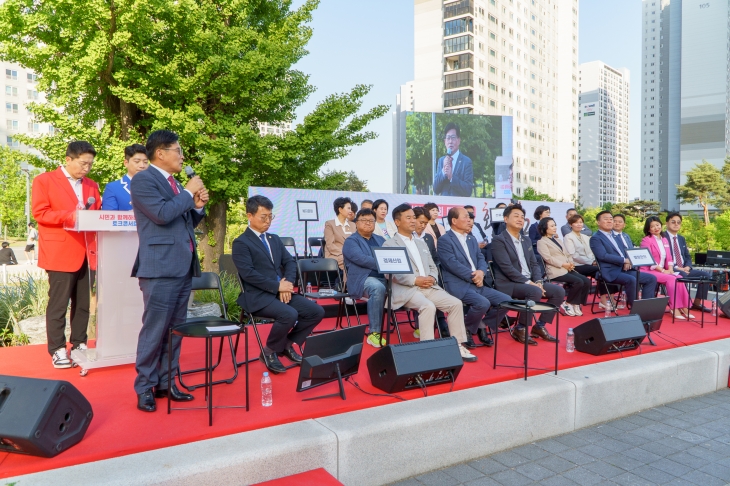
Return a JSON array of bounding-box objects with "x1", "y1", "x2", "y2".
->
[{"x1": 392, "y1": 388, "x2": 730, "y2": 485}]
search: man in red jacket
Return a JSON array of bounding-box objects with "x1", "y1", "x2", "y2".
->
[{"x1": 32, "y1": 141, "x2": 101, "y2": 369}]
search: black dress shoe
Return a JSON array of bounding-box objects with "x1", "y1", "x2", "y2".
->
[
  {"x1": 278, "y1": 346, "x2": 303, "y2": 364},
  {"x1": 691, "y1": 303, "x2": 713, "y2": 313},
  {"x1": 464, "y1": 332, "x2": 478, "y2": 349},
  {"x1": 155, "y1": 384, "x2": 194, "y2": 401},
  {"x1": 137, "y1": 390, "x2": 156, "y2": 412},
  {"x1": 260, "y1": 351, "x2": 287, "y2": 374},
  {"x1": 513, "y1": 328, "x2": 538, "y2": 346},
  {"x1": 531, "y1": 326, "x2": 558, "y2": 342},
  {"x1": 477, "y1": 328, "x2": 494, "y2": 347}
]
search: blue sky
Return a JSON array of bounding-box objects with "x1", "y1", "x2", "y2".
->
[{"x1": 292, "y1": 0, "x2": 642, "y2": 198}]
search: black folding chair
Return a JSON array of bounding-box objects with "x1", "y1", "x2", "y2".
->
[
  {"x1": 279, "y1": 237, "x2": 298, "y2": 261},
  {"x1": 177, "y1": 272, "x2": 242, "y2": 391},
  {"x1": 590, "y1": 260, "x2": 626, "y2": 315},
  {"x1": 308, "y1": 237, "x2": 324, "y2": 257},
  {"x1": 218, "y1": 254, "x2": 298, "y2": 370},
  {"x1": 297, "y1": 257, "x2": 357, "y2": 333}
]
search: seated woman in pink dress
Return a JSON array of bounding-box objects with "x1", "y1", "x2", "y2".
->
[{"x1": 640, "y1": 216, "x2": 693, "y2": 319}]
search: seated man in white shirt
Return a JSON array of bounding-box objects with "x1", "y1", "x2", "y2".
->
[{"x1": 383, "y1": 203, "x2": 477, "y2": 363}]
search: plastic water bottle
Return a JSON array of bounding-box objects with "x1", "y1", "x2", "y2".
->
[
  {"x1": 617, "y1": 291, "x2": 626, "y2": 309},
  {"x1": 605, "y1": 305, "x2": 611, "y2": 318},
  {"x1": 261, "y1": 372, "x2": 272, "y2": 407},
  {"x1": 566, "y1": 328, "x2": 575, "y2": 353},
  {"x1": 712, "y1": 300, "x2": 717, "y2": 317},
  {"x1": 306, "y1": 282, "x2": 313, "y2": 300}
]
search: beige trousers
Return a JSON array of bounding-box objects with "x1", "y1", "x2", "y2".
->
[{"x1": 402, "y1": 286, "x2": 467, "y2": 343}]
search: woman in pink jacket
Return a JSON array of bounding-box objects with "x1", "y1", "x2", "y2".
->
[{"x1": 640, "y1": 216, "x2": 693, "y2": 319}]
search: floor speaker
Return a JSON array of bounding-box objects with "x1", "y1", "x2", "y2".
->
[
  {"x1": 573, "y1": 315, "x2": 646, "y2": 356},
  {"x1": 367, "y1": 337, "x2": 463, "y2": 393},
  {"x1": 0, "y1": 375, "x2": 93, "y2": 457}
]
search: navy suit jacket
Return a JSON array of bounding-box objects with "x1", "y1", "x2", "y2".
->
[
  {"x1": 589, "y1": 231, "x2": 627, "y2": 282},
  {"x1": 433, "y1": 152, "x2": 474, "y2": 197},
  {"x1": 613, "y1": 231, "x2": 635, "y2": 250},
  {"x1": 232, "y1": 228, "x2": 297, "y2": 313},
  {"x1": 101, "y1": 175, "x2": 133, "y2": 210},
  {"x1": 342, "y1": 232, "x2": 385, "y2": 300},
  {"x1": 438, "y1": 230, "x2": 488, "y2": 300},
  {"x1": 490, "y1": 231, "x2": 542, "y2": 296},
  {"x1": 130, "y1": 167, "x2": 205, "y2": 278}
]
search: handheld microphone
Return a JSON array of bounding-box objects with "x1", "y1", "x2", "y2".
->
[
  {"x1": 84, "y1": 197, "x2": 95, "y2": 210},
  {"x1": 507, "y1": 299, "x2": 535, "y2": 308},
  {"x1": 447, "y1": 148, "x2": 452, "y2": 157},
  {"x1": 184, "y1": 166, "x2": 196, "y2": 178}
]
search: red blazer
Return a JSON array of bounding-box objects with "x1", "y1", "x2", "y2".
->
[
  {"x1": 640, "y1": 235, "x2": 673, "y2": 270},
  {"x1": 31, "y1": 167, "x2": 101, "y2": 272}
]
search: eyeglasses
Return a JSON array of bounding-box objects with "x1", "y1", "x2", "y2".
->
[
  {"x1": 161, "y1": 147, "x2": 184, "y2": 156},
  {"x1": 444, "y1": 135, "x2": 459, "y2": 141},
  {"x1": 358, "y1": 219, "x2": 376, "y2": 224},
  {"x1": 257, "y1": 214, "x2": 275, "y2": 222}
]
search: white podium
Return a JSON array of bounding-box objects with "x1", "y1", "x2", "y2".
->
[{"x1": 66, "y1": 210, "x2": 143, "y2": 375}]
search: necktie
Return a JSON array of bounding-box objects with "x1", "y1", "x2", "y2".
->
[
  {"x1": 168, "y1": 175, "x2": 193, "y2": 251},
  {"x1": 673, "y1": 236, "x2": 683, "y2": 267},
  {"x1": 259, "y1": 233, "x2": 273, "y2": 262},
  {"x1": 167, "y1": 175, "x2": 180, "y2": 195}
]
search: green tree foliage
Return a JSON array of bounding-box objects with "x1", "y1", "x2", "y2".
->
[
  {"x1": 307, "y1": 169, "x2": 369, "y2": 192},
  {"x1": 0, "y1": 147, "x2": 38, "y2": 237},
  {"x1": 521, "y1": 187, "x2": 555, "y2": 202},
  {"x1": 404, "y1": 112, "x2": 433, "y2": 194},
  {"x1": 0, "y1": 0, "x2": 388, "y2": 270},
  {"x1": 675, "y1": 160, "x2": 727, "y2": 226}
]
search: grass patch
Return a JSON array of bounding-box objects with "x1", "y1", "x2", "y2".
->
[{"x1": 0, "y1": 275, "x2": 48, "y2": 346}]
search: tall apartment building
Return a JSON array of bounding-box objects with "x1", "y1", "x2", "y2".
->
[
  {"x1": 640, "y1": 0, "x2": 729, "y2": 210},
  {"x1": 577, "y1": 61, "x2": 630, "y2": 208},
  {"x1": 1, "y1": 61, "x2": 51, "y2": 154},
  {"x1": 401, "y1": 0, "x2": 579, "y2": 200}
]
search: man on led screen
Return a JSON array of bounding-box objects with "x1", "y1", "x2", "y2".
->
[{"x1": 433, "y1": 123, "x2": 474, "y2": 197}]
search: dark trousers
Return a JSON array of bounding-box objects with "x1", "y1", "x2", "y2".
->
[
  {"x1": 46, "y1": 259, "x2": 90, "y2": 355},
  {"x1": 574, "y1": 264, "x2": 608, "y2": 296},
  {"x1": 552, "y1": 271, "x2": 592, "y2": 305},
  {"x1": 134, "y1": 271, "x2": 192, "y2": 394},
  {"x1": 461, "y1": 286, "x2": 511, "y2": 333},
  {"x1": 606, "y1": 271, "x2": 657, "y2": 307},
  {"x1": 511, "y1": 282, "x2": 565, "y2": 328},
  {"x1": 256, "y1": 294, "x2": 325, "y2": 353},
  {"x1": 676, "y1": 268, "x2": 712, "y2": 301}
]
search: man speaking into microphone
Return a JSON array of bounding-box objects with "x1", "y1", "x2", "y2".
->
[
  {"x1": 130, "y1": 130, "x2": 208, "y2": 412},
  {"x1": 433, "y1": 123, "x2": 474, "y2": 197},
  {"x1": 32, "y1": 141, "x2": 102, "y2": 369}
]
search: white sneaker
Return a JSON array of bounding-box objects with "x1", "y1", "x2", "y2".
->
[
  {"x1": 561, "y1": 302, "x2": 576, "y2": 317},
  {"x1": 52, "y1": 348, "x2": 72, "y2": 369},
  {"x1": 573, "y1": 305, "x2": 583, "y2": 316},
  {"x1": 73, "y1": 343, "x2": 88, "y2": 351},
  {"x1": 459, "y1": 345, "x2": 477, "y2": 363}
]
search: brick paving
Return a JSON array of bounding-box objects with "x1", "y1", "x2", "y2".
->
[{"x1": 391, "y1": 388, "x2": 730, "y2": 485}]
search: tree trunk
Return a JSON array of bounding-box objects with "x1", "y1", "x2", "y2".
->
[
  {"x1": 119, "y1": 100, "x2": 136, "y2": 141},
  {"x1": 703, "y1": 203, "x2": 710, "y2": 226},
  {"x1": 199, "y1": 200, "x2": 227, "y2": 272}
]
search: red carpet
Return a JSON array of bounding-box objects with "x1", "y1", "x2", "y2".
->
[
  {"x1": 252, "y1": 468, "x2": 342, "y2": 485},
  {"x1": 1, "y1": 308, "x2": 729, "y2": 479}
]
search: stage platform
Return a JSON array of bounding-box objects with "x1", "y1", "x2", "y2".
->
[{"x1": 2, "y1": 308, "x2": 730, "y2": 480}]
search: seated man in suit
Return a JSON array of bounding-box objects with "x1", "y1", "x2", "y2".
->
[
  {"x1": 438, "y1": 207, "x2": 510, "y2": 347},
  {"x1": 491, "y1": 204, "x2": 564, "y2": 345},
  {"x1": 589, "y1": 211, "x2": 657, "y2": 309},
  {"x1": 342, "y1": 208, "x2": 388, "y2": 348},
  {"x1": 611, "y1": 213, "x2": 634, "y2": 250},
  {"x1": 413, "y1": 206, "x2": 449, "y2": 338},
  {"x1": 561, "y1": 208, "x2": 593, "y2": 237},
  {"x1": 232, "y1": 195, "x2": 325, "y2": 374},
  {"x1": 384, "y1": 203, "x2": 477, "y2": 363},
  {"x1": 665, "y1": 212, "x2": 713, "y2": 312}
]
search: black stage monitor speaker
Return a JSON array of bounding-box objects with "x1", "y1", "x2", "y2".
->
[
  {"x1": 573, "y1": 315, "x2": 646, "y2": 356},
  {"x1": 367, "y1": 338, "x2": 463, "y2": 393},
  {"x1": 0, "y1": 375, "x2": 93, "y2": 457}
]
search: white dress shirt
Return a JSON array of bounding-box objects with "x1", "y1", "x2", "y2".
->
[
  {"x1": 60, "y1": 166, "x2": 84, "y2": 208},
  {"x1": 401, "y1": 234, "x2": 427, "y2": 277},
  {"x1": 653, "y1": 235, "x2": 667, "y2": 268},
  {"x1": 454, "y1": 230, "x2": 476, "y2": 271},
  {"x1": 600, "y1": 230, "x2": 624, "y2": 257},
  {"x1": 508, "y1": 232, "x2": 532, "y2": 280},
  {"x1": 335, "y1": 217, "x2": 352, "y2": 234}
]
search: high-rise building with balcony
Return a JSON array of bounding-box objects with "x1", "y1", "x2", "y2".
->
[
  {"x1": 640, "y1": 0, "x2": 730, "y2": 210},
  {"x1": 577, "y1": 61, "x2": 630, "y2": 208},
  {"x1": 1, "y1": 61, "x2": 52, "y2": 154},
  {"x1": 401, "y1": 0, "x2": 579, "y2": 200}
]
